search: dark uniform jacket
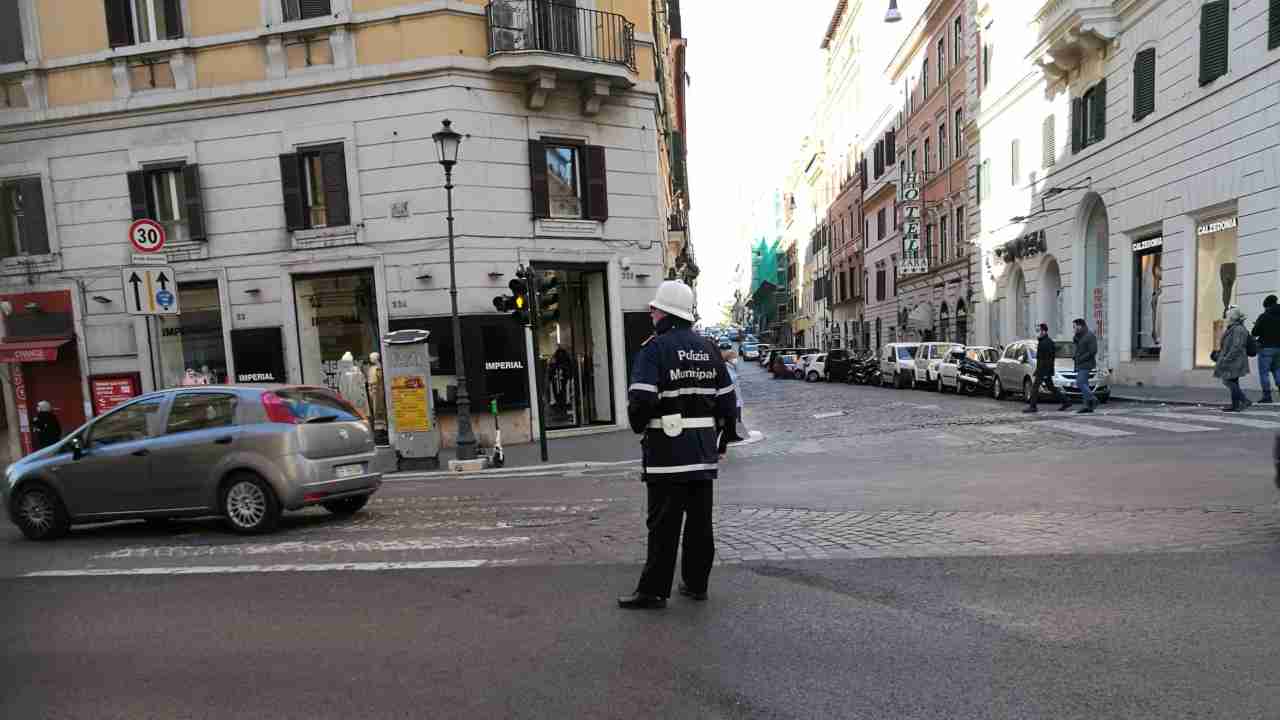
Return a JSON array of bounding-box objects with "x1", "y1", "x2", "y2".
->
[
  {"x1": 1252, "y1": 305, "x2": 1280, "y2": 348},
  {"x1": 628, "y1": 321, "x2": 737, "y2": 483},
  {"x1": 1035, "y1": 336, "x2": 1056, "y2": 378},
  {"x1": 32, "y1": 411, "x2": 62, "y2": 450}
]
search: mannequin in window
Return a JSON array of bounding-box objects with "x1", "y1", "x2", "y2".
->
[
  {"x1": 181, "y1": 368, "x2": 203, "y2": 386},
  {"x1": 337, "y1": 351, "x2": 372, "y2": 419},
  {"x1": 366, "y1": 352, "x2": 387, "y2": 441},
  {"x1": 547, "y1": 347, "x2": 576, "y2": 420}
]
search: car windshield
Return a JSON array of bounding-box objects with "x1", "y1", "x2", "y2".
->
[
  {"x1": 272, "y1": 388, "x2": 362, "y2": 422},
  {"x1": 967, "y1": 348, "x2": 999, "y2": 363},
  {"x1": 897, "y1": 347, "x2": 918, "y2": 359}
]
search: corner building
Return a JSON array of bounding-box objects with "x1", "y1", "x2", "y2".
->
[{"x1": 0, "y1": 0, "x2": 686, "y2": 462}]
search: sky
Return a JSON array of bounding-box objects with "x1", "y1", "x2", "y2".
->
[{"x1": 681, "y1": 1, "x2": 836, "y2": 322}]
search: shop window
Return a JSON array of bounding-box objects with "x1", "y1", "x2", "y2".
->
[
  {"x1": 531, "y1": 265, "x2": 614, "y2": 429},
  {"x1": 528, "y1": 140, "x2": 608, "y2": 221},
  {"x1": 128, "y1": 163, "x2": 206, "y2": 242},
  {"x1": 1132, "y1": 236, "x2": 1164, "y2": 359},
  {"x1": 294, "y1": 271, "x2": 379, "y2": 392},
  {"x1": 165, "y1": 393, "x2": 238, "y2": 435},
  {"x1": 1072, "y1": 80, "x2": 1106, "y2": 153},
  {"x1": 1194, "y1": 216, "x2": 1238, "y2": 367},
  {"x1": 284, "y1": 0, "x2": 331, "y2": 21},
  {"x1": 156, "y1": 282, "x2": 228, "y2": 388},
  {"x1": 1133, "y1": 48, "x2": 1156, "y2": 121},
  {"x1": 1, "y1": 1, "x2": 23, "y2": 62},
  {"x1": 105, "y1": 0, "x2": 184, "y2": 47},
  {"x1": 0, "y1": 177, "x2": 50, "y2": 258},
  {"x1": 280, "y1": 143, "x2": 350, "y2": 231},
  {"x1": 1199, "y1": 1, "x2": 1229, "y2": 85}
]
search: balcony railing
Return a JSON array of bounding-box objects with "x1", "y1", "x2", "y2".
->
[{"x1": 486, "y1": 0, "x2": 636, "y2": 71}]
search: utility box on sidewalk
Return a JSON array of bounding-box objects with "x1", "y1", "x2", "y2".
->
[{"x1": 381, "y1": 329, "x2": 441, "y2": 471}]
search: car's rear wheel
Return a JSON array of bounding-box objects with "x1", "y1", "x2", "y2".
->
[
  {"x1": 222, "y1": 472, "x2": 281, "y2": 535},
  {"x1": 1023, "y1": 378, "x2": 1033, "y2": 401},
  {"x1": 13, "y1": 483, "x2": 69, "y2": 541},
  {"x1": 322, "y1": 495, "x2": 370, "y2": 516},
  {"x1": 806, "y1": 371, "x2": 820, "y2": 382},
  {"x1": 993, "y1": 377, "x2": 1005, "y2": 400},
  {"x1": 937, "y1": 375, "x2": 946, "y2": 393}
]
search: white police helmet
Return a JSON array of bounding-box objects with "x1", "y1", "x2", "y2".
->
[{"x1": 650, "y1": 280, "x2": 695, "y2": 322}]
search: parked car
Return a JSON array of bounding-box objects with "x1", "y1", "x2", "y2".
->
[
  {"x1": 937, "y1": 346, "x2": 1000, "y2": 394},
  {"x1": 992, "y1": 339, "x2": 1111, "y2": 402},
  {"x1": 913, "y1": 342, "x2": 965, "y2": 389},
  {"x1": 879, "y1": 343, "x2": 921, "y2": 389},
  {"x1": 3, "y1": 385, "x2": 383, "y2": 540},
  {"x1": 800, "y1": 353, "x2": 823, "y2": 381},
  {"x1": 823, "y1": 349, "x2": 853, "y2": 382},
  {"x1": 741, "y1": 342, "x2": 761, "y2": 360}
]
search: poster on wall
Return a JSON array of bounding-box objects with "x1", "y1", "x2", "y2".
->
[
  {"x1": 390, "y1": 375, "x2": 430, "y2": 433},
  {"x1": 11, "y1": 366, "x2": 30, "y2": 455},
  {"x1": 90, "y1": 374, "x2": 142, "y2": 416}
]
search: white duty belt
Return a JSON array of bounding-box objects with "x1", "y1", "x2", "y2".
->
[{"x1": 647, "y1": 415, "x2": 716, "y2": 437}]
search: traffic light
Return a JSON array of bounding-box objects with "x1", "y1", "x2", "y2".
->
[
  {"x1": 492, "y1": 269, "x2": 530, "y2": 324},
  {"x1": 538, "y1": 275, "x2": 560, "y2": 325}
]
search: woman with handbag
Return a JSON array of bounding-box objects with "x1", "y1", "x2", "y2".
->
[{"x1": 1213, "y1": 305, "x2": 1253, "y2": 412}]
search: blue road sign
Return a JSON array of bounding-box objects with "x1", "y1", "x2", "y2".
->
[{"x1": 156, "y1": 289, "x2": 175, "y2": 309}]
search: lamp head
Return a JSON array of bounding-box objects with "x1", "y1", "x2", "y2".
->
[{"x1": 432, "y1": 119, "x2": 462, "y2": 169}]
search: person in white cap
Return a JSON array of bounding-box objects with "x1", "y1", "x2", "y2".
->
[{"x1": 617, "y1": 280, "x2": 737, "y2": 610}]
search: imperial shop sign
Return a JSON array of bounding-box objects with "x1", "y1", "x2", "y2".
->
[{"x1": 899, "y1": 173, "x2": 926, "y2": 275}]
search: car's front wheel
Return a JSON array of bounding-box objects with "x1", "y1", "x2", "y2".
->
[
  {"x1": 937, "y1": 375, "x2": 946, "y2": 393},
  {"x1": 322, "y1": 495, "x2": 370, "y2": 516},
  {"x1": 1023, "y1": 378, "x2": 1033, "y2": 401},
  {"x1": 806, "y1": 371, "x2": 820, "y2": 382},
  {"x1": 12, "y1": 483, "x2": 69, "y2": 541},
  {"x1": 993, "y1": 377, "x2": 1005, "y2": 400},
  {"x1": 222, "y1": 472, "x2": 281, "y2": 535}
]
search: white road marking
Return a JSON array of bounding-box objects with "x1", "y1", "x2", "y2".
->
[
  {"x1": 1144, "y1": 411, "x2": 1280, "y2": 430},
  {"x1": 975, "y1": 425, "x2": 1029, "y2": 436},
  {"x1": 1037, "y1": 421, "x2": 1135, "y2": 438},
  {"x1": 23, "y1": 560, "x2": 489, "y2": 578},
  {"x1": 1091, "y1": 415, "x2": 1217, "y2": 433},
  {"x1": 813, "y1": 411, "x2": 846, "y2": 419}
]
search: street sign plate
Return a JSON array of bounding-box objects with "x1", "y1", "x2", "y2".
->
[
  {"x1": 131, "y1": 252, "x2": 167, "y2": 265},
  {"x1": 129, "y1": 218, "x2": 166, "y2": 253},
  {"x1": 122, "y1": 266, "x2": 180, "y2": 316}
]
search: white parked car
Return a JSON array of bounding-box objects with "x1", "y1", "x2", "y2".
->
[
  {"x1": 992, "y1": 339, "x2": 1112, "y2": 402},
  {"x1": 878, "y1": 343, "x2": 920, "y2": 389},
  {"x1": 798, "y1": 353, "x2": 821, "y2": 380},
  {"x1": 913, "y1": 342, "x2": 965, "y2": 389}
]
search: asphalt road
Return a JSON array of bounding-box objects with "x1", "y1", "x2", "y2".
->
[{"x1": 6, "y1": 552, "x2": 1280, "y2": 719}]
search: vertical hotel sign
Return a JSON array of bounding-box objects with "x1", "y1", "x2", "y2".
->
[{"x1": 899, "y1": 173, "x2": 926, "y2": 275}]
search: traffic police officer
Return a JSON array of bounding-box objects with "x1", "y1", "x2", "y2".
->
[{"x1": 618, "y1": 280, "x2": 737, "y2": 609}]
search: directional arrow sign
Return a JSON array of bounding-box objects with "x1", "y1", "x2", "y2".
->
[{"x1": 121, "y1": 266, "x2": 181, "y2": 316}]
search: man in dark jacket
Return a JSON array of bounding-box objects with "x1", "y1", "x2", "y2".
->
[
  {"x1": 1251, "y1": 294, "x2": 1280, "y2": 403},
  {"x1": 1024, "y1": 324, "x2": 1068, "y2": 413},
  {"x1": 619, "y1": 280, "x2": 737, "y2": 610},
  {"x1": 1071, "y1": 318, "x2": 1099, "y2": 413},
  {"x1": 31, "y1": 400, "x2": 62, "y2": 450}
]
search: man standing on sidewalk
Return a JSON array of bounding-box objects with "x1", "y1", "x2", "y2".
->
[
  {"x1": 1251, "y1": 294, "x2": 1280, "y2": 403},
  {"x1": 1024, "y1": 324, "x2": 1069, "y2": 413},
  {"x1": 1071, "y1": 318, "x2": 1099, "y2": 414},
  {"x1": 618, "y1": 280, "x2": 737, "y2": 610}
]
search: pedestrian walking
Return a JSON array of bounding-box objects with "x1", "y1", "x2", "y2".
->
[
  {"x1": 1023, "y1": 323, "x2": 1069, "y2": 413},
  {"x1": 718, "y1": 348, "x2": 744, "y2": 454},
  {"x1": 619, "y1": 280, "x2": 737, "y2": 610},
  {"x1": 1214, "y1": 305, "x2": 1253, "y2": 412},
  {"x1": 1251, "y1": 294, "x2": 1280, "y2": 403},
  {"x1": 1070, "y1": 318, "x2": 1099, "y2": 413},
  {"x1": 31, "y1": 400, "x2": 62, "y2": 451}
]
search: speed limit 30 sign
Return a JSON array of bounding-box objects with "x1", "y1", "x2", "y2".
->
[{"x1": 129, "y1": 218, "x2": 167, "y2": 253}]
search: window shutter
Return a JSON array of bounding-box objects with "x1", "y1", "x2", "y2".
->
[
  {"x1": 1092, "y1": 79, "x2": 1107, "y2": 142},
  {"x1": 321, "y1": 148, "x2": 350, "y2": 227},
  {"x1": 0, "y1": 0, "x2": 24, "y2": 63},
  {"x1": 300, "y1": 0, "x2": 332, "y2": 20},
  {"x1": 1133, "y1": 48, "x2": 1156, "y2": 121},
  {"x1": 1042, "y1": 114, "x2": 1056, "y2": 168},
  {"x1": 19, "y1": 179, "x2": 49, "y2": 255},
  {"x1": 527, "y1": 140, "x2": 549, "y2": 219},
  {"x1": 1270, "y1": 0, "x2": 1279, "y2": 50},
  {"x1": 1199, "y1": 1, "x2": 1229, "y2": 86},
  {"x1": 182, "y1": 164, "x2": 206, "y2": 241},
  {"x1": 278, "y1": 153, "x2": 306, "y2": 231},
  {"x1": 104, "y1": 0, "x2": 134, "y2": 48},
  {"x1": 583, "y1": 145, "x2": 608, "y2": 221},
  {"x1": 127, "y1": 170, "x2": 149, "y2": 219},
  {"x1": 886, "y1": 129, "x2": 896, "y2": 163},
  {"x1": 163, "y1": 0, "x2": 184, "y2": 39},
  {"x1": 1071, "y1": 97, "x2": 1084, "y2": 154}
]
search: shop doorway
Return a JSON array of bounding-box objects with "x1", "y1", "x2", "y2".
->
[{"x1": 530, "y1": 264, "x2": 614, "y2": 430}]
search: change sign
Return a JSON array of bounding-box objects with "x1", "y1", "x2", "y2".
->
[{"x1": 899, "y1": 172, "x2": 927, "y2": 275}]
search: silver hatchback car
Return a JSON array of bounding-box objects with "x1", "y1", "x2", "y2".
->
[{"x1": 4, "y1": 385, "x2": 382, "y2": 540}]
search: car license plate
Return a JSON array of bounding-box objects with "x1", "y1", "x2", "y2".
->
[{"x1": 335, "y1": 463, "x2": 365, "y2": 479}]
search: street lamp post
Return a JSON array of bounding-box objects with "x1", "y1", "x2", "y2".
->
[{"x1": 432, "y1": 119, "x2": 477, "y2": 461}]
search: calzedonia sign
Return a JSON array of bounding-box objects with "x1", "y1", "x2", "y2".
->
[{"x1": 899, "y1": 172, "x2": 926, "y2": 275}]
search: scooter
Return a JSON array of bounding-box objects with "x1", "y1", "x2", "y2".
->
[{"x1": 486, "y1": 396, "x2": 505, "y2": 467}]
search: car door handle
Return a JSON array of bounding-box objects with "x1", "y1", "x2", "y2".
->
[
  {"x1": 132, "y1": 449, "x2": 150, "y2": 457},
  {"x1": 214, "y1": 436, "x2": 234, "y2": 445}
]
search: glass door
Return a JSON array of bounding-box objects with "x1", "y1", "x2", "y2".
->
[{"x1": 532, "y1": 265, "x2": 614, "y2": 429}]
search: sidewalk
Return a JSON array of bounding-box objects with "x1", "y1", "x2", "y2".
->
[{"x1": 1110, "y1": 383, "x2": 1278, "y2": 406}]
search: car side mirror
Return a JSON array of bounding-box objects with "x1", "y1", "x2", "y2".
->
[{"x1": 70, "y1": 437, "x2": 84, "y2": 460}]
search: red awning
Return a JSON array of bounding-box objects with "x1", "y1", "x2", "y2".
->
[{"x1": 0, "y1": 337, "x2": 72, "y2": 363}]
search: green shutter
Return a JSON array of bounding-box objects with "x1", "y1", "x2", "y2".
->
[
  {"x1": 527, "y1": 140, "x2": 549, "y2": 219},
  {"x1": 321, "y1": 147, "x2": 349, "y2": 228},
  {"x1": 1199, "y1": 1, "x2": 1229, "y2": 86},
  {"x1": 1269, "y1": 0, "x2": 1279, "y2": 50},
  {"x1": 104, "y1": 0, "x2": 134, "y2": 47},
  {"x1": 127, "y1": 170, "x2": 149, "y2": 219},
  {"x1": 279, "y1": 154, "x2": 306, "y2": 231},
  {"x1": 18, "y1": 178, "x2": 49, "y2": 255},
  {"x1": 1092, "y1": 79, "x2": 1106, "y2": 143},
  {"x1": 1, "y1": 0, "x2": 24, "y2": 63},
  {"x1": 1133, "y1": 48, "x2": 1156, "y2": 121},
  {"x1": 182, "y1": 164, "x2": 207, "y2": 241},
  {"x1": 1071, "y1": 97, "x2": 1083, "y2": 154}
]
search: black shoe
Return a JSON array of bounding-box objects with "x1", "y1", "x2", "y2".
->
[
  {"x1": 617, "y1": 593, "x2": 666, "y2": 609},
  {"x1": 678, "y1": 583, "x2": 708, "y2": 601},
  {"x1": 1059, "y1": 402, "x2": 1072, "y2": 412},
  {"x1": 1022, "y1": 406, "x2": 1038, "y2": 413},
  {"x1": 1243, "y1": 400, "x2": 1254, "y2": 410},
  {"x1": 1260, "y1": 396, "x2": 1274, "y2": 404},
  {"x1": 1076, "y1": 406, "x2": 1094, "y2": 414},
  {"x1": 1222, "y1": 405, "x2": 1241, "y2": 413}
]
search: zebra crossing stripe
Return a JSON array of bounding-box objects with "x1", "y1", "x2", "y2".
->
[
  {"x1": 1092, "y1": 415, "x2": 1217, "y2": 433},
  {"x1": 1037, "y1": 420, "x2": 1135, "y2": 438},
  {"x1": 1145, "y1": 411, "x2": 1280, "y2": 430}
]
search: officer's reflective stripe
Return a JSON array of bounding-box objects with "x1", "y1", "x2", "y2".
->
[
  {"x1": 644, "y1": 462, "x2": 719, "y2": 474},
  {"x1": 646, "y1": 417, "x2": 717, "y2": 430},
  {"x1": 629, "y1": 383, "x2": 659, "y2": 393},
  {"x1": 715, "y1": 386, "x2": 735, "y2": 396},
  {"x1": 657, "y1": 387, "x2": 718, "y2": 398}
]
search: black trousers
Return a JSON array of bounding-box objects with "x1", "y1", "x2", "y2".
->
[
  {"x1": 636, "y1": 481, "x2": 715, "y2": 597},
  {"x1": 1029, "y1": 374, "x2": 1064, "y2": 407}
]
